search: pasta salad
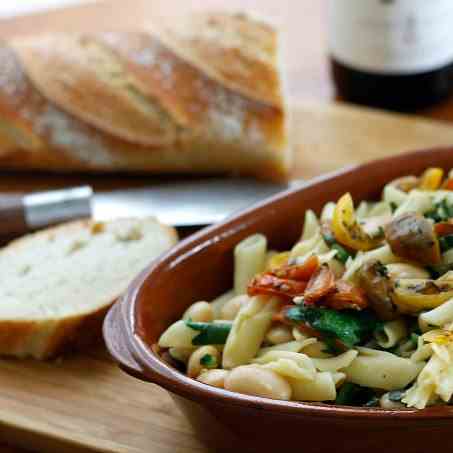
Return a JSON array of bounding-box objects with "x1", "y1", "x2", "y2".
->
[{"x1": 158, "y1": 167, "x2": 453, "y2": 409}]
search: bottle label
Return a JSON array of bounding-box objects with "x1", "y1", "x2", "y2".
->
[{"x1": 328, "y1": 0, "x2": 453, "y2": 74}]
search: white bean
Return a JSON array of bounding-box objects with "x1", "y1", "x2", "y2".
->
[
  {"x1": 197, "y1": 369, "x2": 230, "y2": 389},
  {"x1": 220, "y1": 295, "x2": 249, "y2": 320},
  {"x1": 224, "y1": 365, "x2": 292, "y2": 401},
  {"x1": 187, "y1": 346, "x2": 219, "y2": 378},
  {"x1": 265, "y1": 325, "x2": 293, "y2": 345},
  {"x1": 386, "y1": 263, "x2": 429, "y2": 280},
  {"x1": 183, "y1": 301, "x2": 214, "y2": 323}
]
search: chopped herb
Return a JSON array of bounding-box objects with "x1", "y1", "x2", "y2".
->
[
  {"x1": 335, "y1": 383, "x2": 377, "y2": 406},
  {"x1": 285, "y1": 305, "x2": 382, "y2": 349},
  {"x1": 410, "y1": 332, "x2": 420, "y2": 347},
  {"x1": 375, "y1": 261, "x2": 389, "y2": 278},
  {"x1": 373, "y1": 226, "x2": 385, "y2": 239},
  {"x1": 331, "y1": 243, "x2": 352, "y2": 264},
  {"x1": 390, "y1": 202, "x2": 398, "y2": 213},
  {"x1": 388, "y1": 389, "x2": 405, "y2": 402},
  {"x1": 439, "y1": 235, "x2": 453, "y2": 252},
  {"x1": 321, "y1": 226, "x2": 354, "y2": 264},
  {"x1": 427, "y1": 263, "x2": 453, "y2": 279},
  {"x1": 185, "y1": 321, "x2": 232, "y2": 346},
  {"x1": 200, "y1": 354, "x2": 217, "y2": 368},
  {"x1": 425, "y1": 199, "x2": 453, "y2": 223}
]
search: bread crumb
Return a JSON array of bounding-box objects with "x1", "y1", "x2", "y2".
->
[
  {"x1": 91, "y1": 222, "x2": 105, "y2": 235},
  {"x1": 67, "y1": 239, "x2": 88, "y2": 255},
  {"x1": 18, "y1": 264, "x2": 31, "y2": 276},
  {"x1": 115, "y1": 225, "x2": 143, "y2": 242}
]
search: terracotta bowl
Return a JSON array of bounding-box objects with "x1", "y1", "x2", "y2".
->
[{"x1": 104, "y1": 148, "x2": 453, "y2": 453}]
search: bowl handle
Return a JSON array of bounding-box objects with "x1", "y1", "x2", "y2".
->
[{"x1": 103, "y1": 302, "x2": 145, "y2": 379}]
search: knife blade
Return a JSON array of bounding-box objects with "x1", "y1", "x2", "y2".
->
[
  {"x1": 93, "y1": 178, "x2": 302, "y2": 226},
  {"x1": 0, "y1": 178, "x2": 304, "y2": 236}
]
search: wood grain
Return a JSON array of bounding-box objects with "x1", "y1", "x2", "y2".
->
[
  {"x1": 1, "y1": 1, "x2": 453, "y2": 453},
  {"x1": 0, "y1": 349, "x2": 207, "y2": 453}
]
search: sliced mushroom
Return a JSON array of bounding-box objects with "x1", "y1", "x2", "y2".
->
[
  {"x1": 384, "y1": 212, "x2": 441, "y2": 265},
  {"x1": 357, "y1": 260, "x2": 398, "y2": 320}
]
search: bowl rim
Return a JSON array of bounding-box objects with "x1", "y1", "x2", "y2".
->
[{"x1": 111, "y1": 147, "x2": 453, "y2": 421}]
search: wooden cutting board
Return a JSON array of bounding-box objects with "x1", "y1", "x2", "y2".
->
[{"x1": 1, "y1": 102, "x2": 453, "y2": 453}]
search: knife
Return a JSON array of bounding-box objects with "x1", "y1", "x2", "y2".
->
[{"x1": 0, "y1": 178, "x2": 303, "y2": 236}]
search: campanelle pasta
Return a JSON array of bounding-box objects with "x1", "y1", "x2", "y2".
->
[{"x1": 158, "y1": 167, "x2": 453, "y2": 409}]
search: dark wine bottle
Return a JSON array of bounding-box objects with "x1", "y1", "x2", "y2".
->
[{"x1": 328, "y1": 0, "x2": 453, "y2": 112}]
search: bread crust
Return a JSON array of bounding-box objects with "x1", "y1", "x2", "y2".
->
[
  {"x1": 0, "y1": 13, "x2": 289, "y2": 181},
  {"x1": 0, "y1": 218, "x2": 178, "y2": 359}
]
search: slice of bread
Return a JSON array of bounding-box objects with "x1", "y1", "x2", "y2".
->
[{"x1": 0, "y1": 217, "x2": 177, "y2": 359}]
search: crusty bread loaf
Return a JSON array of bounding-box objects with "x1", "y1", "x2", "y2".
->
[
  {"x1": 0, "y1": 217, "x2": 177, "y2": 359},
  {"x1": 0, "y1": 13, "x2": 289, "y2": 181}
]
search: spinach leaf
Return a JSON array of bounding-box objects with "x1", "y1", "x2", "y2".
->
[
  {"x1": 439, "y1": 235, "x2": 453, "y2": 253},
  {"x1": 285, "y1": 305, "x2": 381, "y2": 349},
  {"x1": 390, "y1": 202, "x2": 398, "y2": 213},
  {"x1": 185, "y1": 321, "x2": 232, "y2": 346},
  {"x1": 425, "y1": 199, "x2": 453, "y2": 223},
  {"x1": 335, "y1": 383, "x2": 377, "y2": 406},
  {"x1": 331, "y1": 243, "x2": 352, "y2": 264}
]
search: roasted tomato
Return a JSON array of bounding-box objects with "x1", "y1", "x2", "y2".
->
[
  {"x1": 273, "y1": 255, "x2": 319, "y2": 280},
  {"x1": 304, "y1": 264, "x2": 336, "y2": 305},
  {"x1": 248, "y1": 274, "x2": 307, "y2": 300},
  {"x1": 324, "y1": 280, "x2": 368, "y2": 311},
  {"x1": 442, "y1": 178, "x2": 453, "y2": 191},
  {"x1": 434, "y1": 221, "x2": 453, "y2": 237},
  {"x1": 249, "y1": 256, "x2": 319, "y2": 301}
]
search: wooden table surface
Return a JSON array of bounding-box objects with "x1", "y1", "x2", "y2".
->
[{"x1": 2, "y1": 1, "x2": 453, "y2": 452}]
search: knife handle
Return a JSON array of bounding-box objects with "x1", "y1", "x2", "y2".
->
[{"x1": 0, "y1": 186, "x2": 93, "y2": 237}]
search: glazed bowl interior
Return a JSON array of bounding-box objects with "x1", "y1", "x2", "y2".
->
[{"x1": 122, "y1": 147, "x2": 453, "y2": 419}]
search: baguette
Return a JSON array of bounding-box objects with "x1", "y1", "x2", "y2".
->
[
  {"x1": 0, "y1": 217, "x2": 177, "y2": 359},
  {"x1": 0, "y1": 13, "x2": 289, "y2": 181}
]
